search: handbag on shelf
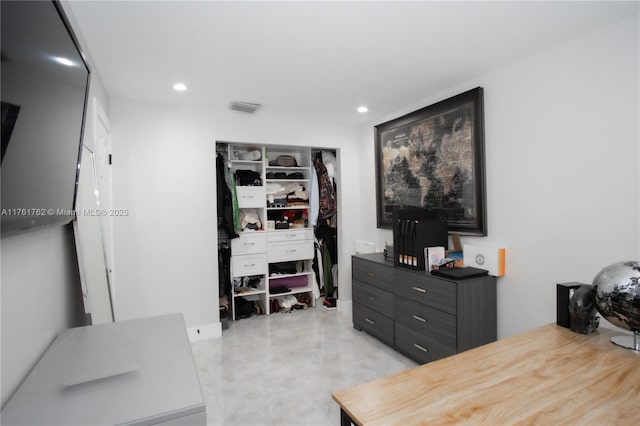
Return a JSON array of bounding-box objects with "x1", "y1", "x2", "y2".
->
[{"x1": 276, "y1": 155, "x2": 297, "y2": 167}]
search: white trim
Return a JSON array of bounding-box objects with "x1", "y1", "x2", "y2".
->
[
  {"x1": 187, "y1": 322, "x2": 222, "y2": 342},
  {"x1": 337, "y1": 299, "x2": 352, "y2": 316}
]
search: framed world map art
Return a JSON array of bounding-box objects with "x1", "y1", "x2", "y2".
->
[{"x1": 374, "y1": 87, "x2": 487, "y2": 235}]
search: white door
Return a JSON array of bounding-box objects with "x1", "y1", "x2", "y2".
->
[
  {"x1": 92, "y1": 98, "x2": 115, "y2": 310},
  {"x1": 74, "y1": 146, "x2": 114, "y2": 323}
]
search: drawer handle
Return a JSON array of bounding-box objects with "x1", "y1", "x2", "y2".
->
[
  {"x1": 412, "y1": 286, "x2": 427, "y2": 294},
  {"x1": 367, "y1": 272, "x2": 376, "y2": 277},
  {"x1": 365, "y1": 317, "x2": 375, "y2": 325},
  {"x1": 243, "y1": 195, "x2": 254, "y2": 199},
  {"x1": 286, "y1": 234, "x2": 296, "y2": 238},
  {"x1": 414, "y1": 343, "x2": 429, "y2": 353},
  {"x1": 244, "y1": 263, "x2": 256, "y2": 267},
  {"x1": 412, "y1": 315, "x2": 427, "y2": 323},
  {"x1": 286, "y1": 249, "x2": 297, "y2": 253},
  {"x1": 367, "y1": 296, "x2": 376, "y2": 301},
  {"x1": 244, "y1": 242, "x2": 256, "y2": 246}
]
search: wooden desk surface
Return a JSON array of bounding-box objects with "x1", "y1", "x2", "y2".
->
[{"x1": 333, "y1": 324, "x2": 639, "y2": 425}]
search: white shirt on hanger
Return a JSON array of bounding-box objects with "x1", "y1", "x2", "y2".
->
[{"x1": 310, "y1": 165, "x2": 320, "y2": 227}]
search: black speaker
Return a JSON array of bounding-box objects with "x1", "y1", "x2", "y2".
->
[{"x1": 556, "y1": 282, "x2": 584, "y2": 328}]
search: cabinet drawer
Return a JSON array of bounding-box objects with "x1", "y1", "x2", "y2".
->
[
  {"x1": 231, "y1": 232, "x2": 266, "y2": 255},
  {"x1": 394, "y1": 296, "x2": 456, "y2": 348},
  {"x1": 394, "y1": 323, "x2": 456, "y2": 364},
  {"x1": 267, "y1": 241, "x2": 313, "y2": 263},
  {"x1": 236, "y1": 186, "x2": 265, "y2": 208},
  {"x1": 353, "y1": 303, "x2": 394, "y2": 346},
  {"x1": 394, "y1": 269, "x2": 456, "y2": 314},
  {"x1": 267, "y1": 228, "x2": 313, "y2": 243},
  {"x1": 231, "y1": 254, "x2": 267, "y2": 277},
  {"x1": 352, "y1": 280, "x2": 393, "y2": 318},
  {"x1": 352, "y1": 257, "x2": 394, "y2": 292}
]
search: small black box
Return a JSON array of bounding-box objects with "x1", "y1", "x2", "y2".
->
[
  {"x1": 392, "y1": 208, "x2": 448, "y2": 271},
  {"x1": 556, "y1": 282, "x2": 584, "y2": 328}
]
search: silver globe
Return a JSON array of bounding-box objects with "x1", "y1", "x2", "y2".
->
[{"x1": 592, "y1": 261, "x2": 640, "y2": 350}]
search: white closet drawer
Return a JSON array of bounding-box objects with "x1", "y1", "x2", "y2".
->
[
  {"x1": 267, "y1": 228, "x2": 313, "y2": 243},
  {"x1": 231, "y1": 254, "x2": 267, "y2": 277},
  {"x1": 236, "y1": 186, "x2": 265, "y2": 208},
  {"x1": 231, "y1": 232, "x2": 266, "y2": 255},
  {"x1": 268, "y1": 241, "x2": 314, "y2": 263}
]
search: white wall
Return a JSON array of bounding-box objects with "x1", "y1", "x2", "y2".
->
[
  {"x1": 109, "y1": 103, "x2": 360, "y2": 330},
  {"x1": 358, "y1": 16, "x2": 639, "y2": 339},
  {"x1": 0, "y1": 225, "x2": 83, "y2": 408}
]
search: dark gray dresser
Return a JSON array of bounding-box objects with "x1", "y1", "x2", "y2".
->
[{"x1": 352, "y1": 253, "x2": 496, "y2": 364}]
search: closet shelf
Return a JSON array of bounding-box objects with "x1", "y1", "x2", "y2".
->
[
  {"x1": 230, "y1": 159, "x2": 262, "y2": 164},
  {"x1": 233, "y1": 288, "x2": 267, "y2": 297},
  {"x1": 268, "y1": 285, "x2": 314, "y2": 298},
  {"x1": 266, "y1": 205, "x2": 310, "y2": 210},
  {"x1": 265, "y1": 179, "x2": 310, "y2": 183},
  {"x1": 268, "y1": 271, "x2": 313, "y2": 280},
  {"x1": 267, "y1": 227, "x2": 311, "y2": 233},
  {"x1": 265, "y1": 166, "x2": 311, "y2": 171}
]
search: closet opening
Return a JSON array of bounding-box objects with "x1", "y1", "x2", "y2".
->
[
  {"x1": 215, "y1": 141, "x2": 341, "y2": 328},
  {"x1": 311, "y1": 149, "x2": 338, "y2": 310}
]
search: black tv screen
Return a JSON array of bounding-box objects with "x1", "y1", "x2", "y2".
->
[{"x1": 1, "y1": 0, "x2": 90, "y2": 236}]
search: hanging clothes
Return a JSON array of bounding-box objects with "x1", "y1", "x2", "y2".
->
[
  {"x1": 216, "y1": 153, "x2": 239, "y2": 239},
  {"x1": 314, "y1": 153, "x2": 337, "y2": 220},
  {"x1": 322, "y1": 242, "x2": 334, "y2": 297},
  {"x1": 316, "y1": 224, "x2": 337, "y2": 264},
  {"x1": 310, "y1": 166, "x2": 319, "y2": 227},
  {"x1": 313, "y1": 237, "x2": 324, "y2": 295},
  {"x1": 218, "y1": 243, "x2": 231, "y2": 297}
]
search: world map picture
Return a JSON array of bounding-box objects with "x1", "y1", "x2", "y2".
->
[{"x1": 375, "y1": 88, "x2": 486, "y2": 235}]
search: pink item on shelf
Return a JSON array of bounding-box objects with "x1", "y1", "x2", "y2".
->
[{"x1": 269, "y1": 275, "x2": 308, "y2": 289}]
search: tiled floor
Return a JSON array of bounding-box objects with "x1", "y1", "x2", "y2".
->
[{"x1": 191, "y1": 307, "x2": 417, "y2": 426}]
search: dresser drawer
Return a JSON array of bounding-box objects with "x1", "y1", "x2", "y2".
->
[
  {"x1": 353, "y1": 303, "x2": 394, "y2": 346},
  {"x1": 231, "y1": 254, "x2": 267, "y2": 277},
  {"x1": 353, "y1": 280, "x2": 393, "y2": 318},
  {"x1": 394, "y1": 296, "x2": 456, "y2": 348},
  {"x1": 267, "y1": 228, "x2": 313, "y2": 243},
  {"x1": 236, "y1": 186, "x2": 265, "y2": 208},
  {"x1": 352, "y1": 257, "x2": 394, "y2": 292},
  {"x1": 394, "y1": 323, "x2": 456, "y2": 364},
  {"x1": 394, "y1": 269, "x2": 456, "y2": 314},
  {"x1": 231, "y1": 232, "x2": 266, "y2": 255},
  {"x1": 267, "y1": 240, "x2": 313, "y2": 263}
]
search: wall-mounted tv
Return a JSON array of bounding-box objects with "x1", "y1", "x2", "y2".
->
[{"x1": 1, "y1": 0, "x2": 90, "y2": 236}]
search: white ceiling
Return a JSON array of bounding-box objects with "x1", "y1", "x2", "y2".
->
[{"x1": 67, "y1": 1, "x2": 639, "y2": 124}]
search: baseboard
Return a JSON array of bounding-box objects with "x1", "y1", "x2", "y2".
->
[
  {"x1": 337, "y1": 299, "x2": 352, "y2": 315},
  {"x1": 187, "y1": 322, "x2": 222, "y2": 342}
]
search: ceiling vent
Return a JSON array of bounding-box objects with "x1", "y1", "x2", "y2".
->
[{"x1": 229, "y1": 101, "x2": 261, "y2": 114}]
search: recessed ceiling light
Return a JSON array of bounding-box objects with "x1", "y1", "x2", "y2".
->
[
  {"x1": 173, "y1": 82, "x2": 188, "y2": 91},
  {"x1": 53, "y1": 56, "x2": 74, "y2": 66},
  {"x1": 357, "y1": 106, "x2": 368, "y2": 113}
]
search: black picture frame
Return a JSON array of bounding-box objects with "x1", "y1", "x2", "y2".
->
[{"x1": 375, "y1": 87, "x2": 487, "y2": 235}]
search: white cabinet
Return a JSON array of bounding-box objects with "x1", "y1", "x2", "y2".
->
[
  {"x1": 267, "y1": 229, "x2": 314, "y2": 262},
  {"x1": 219, "y1": 142, "x2": 317, "y2": 317},
  {"x1": 1, "y1": 315, "x2": 206, "y2": 425},
  {"x1": 267, "y1": 228, "x2": 313, "y2": 243},
  {"x1": 231, "y1": 253, "x2": 267, "y2": 277},
  {"x1": 236, "y1": 186, "x2": 265, "y2": 209},
  {"x1": 268, "y1": 240, "x2": 314, "y2": 263},
  {"x1": 231, "y1": 232, "x2": 267, "y2": 256}
]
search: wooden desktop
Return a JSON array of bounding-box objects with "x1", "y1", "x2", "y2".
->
[{"x1": 333, "y1": 324, "x2": 639, "y2": 425}]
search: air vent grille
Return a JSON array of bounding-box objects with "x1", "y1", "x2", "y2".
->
[{"x1": 229, "y1": 101, "x2": 261, "y2": 114}]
